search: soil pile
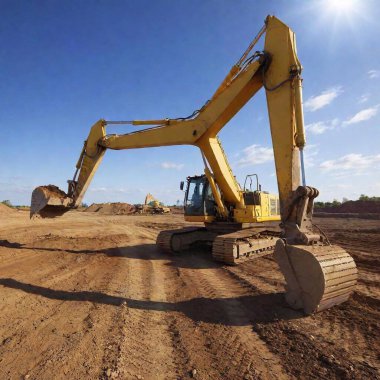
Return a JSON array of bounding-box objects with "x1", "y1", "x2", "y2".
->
[
  {"x1": 85, "y1": 202, "x2": 136, "y2": 215},
  {"x1": 38, "y1": 185, "x2": 68, "y2": 199},
  {"x1": 0, "y1": 203, "x2": 17, "y2": 215},
  {"x1": 318, "y1": 200, "x2": 380, "y2": 214}
]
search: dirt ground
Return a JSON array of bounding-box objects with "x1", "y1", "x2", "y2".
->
[{"x1": 0, "y1": 209, "x2": 379, "y2": 380}]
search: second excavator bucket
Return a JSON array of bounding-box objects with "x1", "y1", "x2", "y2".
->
[
  {"x1": 274, "y1": 239, "x2": 357, "y2": 314},
  {"x1": 30, "y1": 185, "x2": 73, "y2": 218}
]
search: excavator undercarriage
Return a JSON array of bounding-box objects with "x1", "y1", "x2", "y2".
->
[{"x1": 156, "y1": 222, "x2": 280, "y2": 265}]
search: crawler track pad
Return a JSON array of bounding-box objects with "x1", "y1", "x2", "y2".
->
[{"x1": 274, "y1": 239, "x2": 357, "y2": 314}]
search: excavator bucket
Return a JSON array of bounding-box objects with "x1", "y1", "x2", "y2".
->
[
  {"x1": 30, "y1": 185, "x2": 73, "y2": 218},
  {"x1": 274, "y1": 239, "x2": 357, "y2": 314}
]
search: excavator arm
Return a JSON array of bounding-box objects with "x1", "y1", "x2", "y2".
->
[{"x1": 30, "y1": 48, "x2": 265, "y2": 217}]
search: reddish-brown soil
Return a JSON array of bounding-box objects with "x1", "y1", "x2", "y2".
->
[
  {"x1": 169, "y1": 206, "x2": 184, "y2": 215},
  {"x1": 0, "y1": 211, "x2": 379, "y2": 380},
  {"x1": 317, "y1": 200, "x2": 380, "y2": 213}
]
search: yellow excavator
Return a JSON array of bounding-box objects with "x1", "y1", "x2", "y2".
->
[
  {"x1": 139, "y1": 193, "x2": 170, "y2": 214},
  {"x1": 30, "y1": 16, "x2": 357, "y2": 314}
]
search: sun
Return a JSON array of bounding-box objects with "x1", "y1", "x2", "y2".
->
[
  {"x1": 327, "y1": 0, "x2": 358, "y2": 13},
  {"x1": 317, "y1": 0, "x2": 369, "y2": 33},
  {"x1": 324, "y1": 0, "x2": 363, "y2": 18}
]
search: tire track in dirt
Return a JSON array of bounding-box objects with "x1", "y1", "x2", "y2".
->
[
  {"x1": 0, "y1": 268, "x2": 90, "y2": 378},
  {"x1": 55, "y1": 256, "x2": 129, "y2": 380},
  {"x1": 107, "y1": 245, "x2": 191, "y2": 380},
  {"x1": 0, "y1": 247, "x2": 110, "y2": 315},
  {"x1": 166, "y1": 252, "x2": 290, "y2": 380},
  {"x1": 148, "y1": 255, "x2": 227, "y2": 380},
  {"x1": 0, "y1": 238, "x2": 131, "y2": 380},
  {"x1": 0, "y1": 263, "x2": 112, "y2": 379}
]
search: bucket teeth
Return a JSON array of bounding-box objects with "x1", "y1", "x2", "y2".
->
[{"x1": 274, "y1": 239, "x2": 357, "y2": 314}]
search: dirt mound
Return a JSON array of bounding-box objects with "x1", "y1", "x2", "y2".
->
[
  {"x1": 0, "y1": 203, "x2": 17, "y2": 215},
  {"x1": 318, "y1": 200, "x2": 380, "y2": 214},
  {"x1": 39, "y1": 185, "x2": 69, "y2": 199},
  {"x1": 170, "y1": 206, "x2": 184, "y2": 215},
  {"x1": 85, "y1": 202, "x2": 136, "y2": 215}
]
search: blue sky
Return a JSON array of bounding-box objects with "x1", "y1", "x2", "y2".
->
[{"x1": 1, "y1": 0, "x2": 379, "y2": 206}]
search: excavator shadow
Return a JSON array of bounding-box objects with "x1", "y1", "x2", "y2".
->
[
  {"x1": 0, "y1": 240, "x2": 220, "y2": 269},
  {"x1": 109, "y1": 244, "x2": 220, "y2": 270},
  {"x1": 0, "y1": 277, "x2": 302, "y2": 325},
  {"x1": 0, "y1": 240, "x2": 24, "y2": 249}
]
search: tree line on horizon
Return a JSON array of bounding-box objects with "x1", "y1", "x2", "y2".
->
[
  {"x1": 314, "y1": 194, "x2": 380, "y2": 209},
  {"x1": 2, "y1": 194, "x2": 380, "y2": 209}
]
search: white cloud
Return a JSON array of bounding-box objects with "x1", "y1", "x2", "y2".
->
[
  {"x1": 320, "y1": 153, "x2": 380, "y2": 174},
  {"x1": 358, "y1": 93, "x2": 370, "y2": 104},
  {"x1": 305, "y1": 118, "x2": 339, "y2": 135},
  {"x1": 304, "y1": 87, "x2": 342, "y2": 112},
  {"x1": 160, "y1": 161, "x2": 184, "y2": 170},
  {"x1": 343, "y1": 105, "x2": 378, "y2": 125},
  {"x1": 236, "y1": 144, "x2": 273, "y2": 167},
  {"x1": 303, "y1": 144, "x2": 319, "y2": 168},
  {"x1": 368, "y1": 70, "x2": 380, "y2": 79},
  {"x1": 236, "y1": 144, "x2": 319, "y2": 169}
]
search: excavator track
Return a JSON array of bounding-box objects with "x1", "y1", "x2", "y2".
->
[
  {"x1": 156, "y1": 227, "x2": 215, "y2": 253},
  {"x1": 212, "y1": 229, "x2": 280, "y2": 265},
  {"x1": 156, "y1": 230, "x2": 176, "y2": 253},
  {"x1": 157, "y1": 226, "x2": 281, "y2": 265}
]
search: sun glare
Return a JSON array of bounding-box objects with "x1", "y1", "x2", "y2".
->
[
  {"x1": 327, "y1": 0, "x2": 358, "y2": 14},
  {"x1": 324, "y1": 0, "x2": 364, "y2": 19},
  {"x1": 318, "y1": 0, "x2": 369, "y2": 35}
]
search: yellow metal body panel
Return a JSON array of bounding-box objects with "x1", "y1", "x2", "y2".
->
[
  {"x1": 184, "y1": 215, "x2": 215, "y2": 223},
  {"x1": 102, "y1": 119, "x2": 205, "y2": 149},
  {"x1": 73, "y1": 120, "x2": 106, "y2": 206},
  {"x1": 204, "y1": 167, "x2": 227, "y2": 218},
  {"x1": 198, "y1": 138, "x2": 242, "y2": 205},
  {"x1": 264, "y1": 16, "x2": 304, "y2": 209},
  {"x1": 233, "y1": 192, "x2": 281, "y2": 223},
  {"x1": 234, "y1": 212, "x2": 281, "y2": 223}
]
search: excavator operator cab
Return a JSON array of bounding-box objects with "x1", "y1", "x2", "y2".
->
[{"x1": 182, "y1": 175, "x2": 216, "y2": 221}]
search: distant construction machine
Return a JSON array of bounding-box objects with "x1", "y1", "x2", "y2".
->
[
  {"x1": 31, "y1": 16, "x2": 357, "y2": 314},
  {"x1": 139, "y1": 193, "x2": 170, "y2": 214}
]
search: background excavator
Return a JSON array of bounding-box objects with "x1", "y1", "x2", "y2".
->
[
  {"x1": 137, "y1": 193, "x2": 171, "y2": 214},
  {"x1": 30, "y1": 16, "x2": 357, "y2": 314}
]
